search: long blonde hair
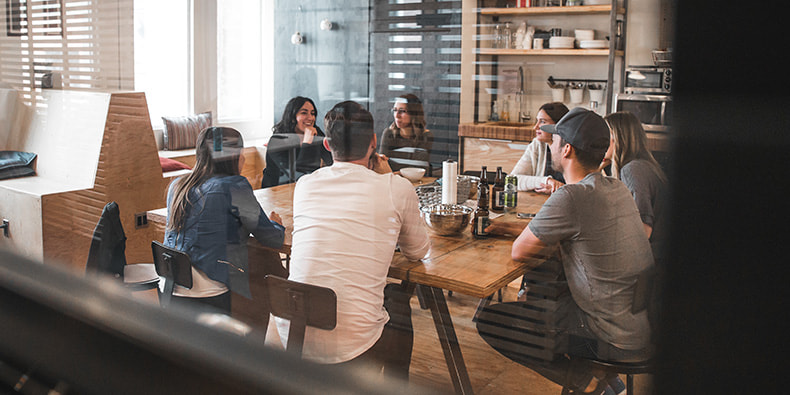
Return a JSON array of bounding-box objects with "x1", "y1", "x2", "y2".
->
[
  {"x1": 604, "y1": 111, "x2": 666, "y2": 182},
  {"x1": 167, "y1": 127, "x2": 243, "y2": 231}
]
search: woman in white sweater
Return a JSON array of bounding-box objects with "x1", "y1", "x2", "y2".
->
[{"x1": 510, "y1": 102, "x2": 569, "y2": 193}]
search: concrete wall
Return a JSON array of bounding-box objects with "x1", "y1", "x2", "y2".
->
[{"x1": 273, "y1": 1, "x2": 371, "y2": 127}]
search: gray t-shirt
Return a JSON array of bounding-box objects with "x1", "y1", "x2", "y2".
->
[
  {"x1": 528, "y1": 172, "x2": 653, "y2": 350},
  {"x1": 620, "y1": 159, "x2": 666, "y2": 228}
]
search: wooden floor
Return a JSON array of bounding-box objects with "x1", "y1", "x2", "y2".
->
[{"x1": 263, "y1": 282, "x2": 653, "y2": 395}]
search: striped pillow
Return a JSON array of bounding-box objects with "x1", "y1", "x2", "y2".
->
[{"x1": 161, "y1": 112, "x2": 212, "y2": 150}]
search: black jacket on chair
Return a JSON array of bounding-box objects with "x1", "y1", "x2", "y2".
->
[{"x1": 85, "y1": 201, "x2": 127, "y2": 279}]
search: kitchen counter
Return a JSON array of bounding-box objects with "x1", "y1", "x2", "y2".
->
[{"x1": 458, "y1": 122, "x2": 535, "y2": 142}]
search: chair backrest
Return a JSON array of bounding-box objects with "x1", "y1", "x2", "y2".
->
[
  {"x1": 264, "y1": 275, "x2": 336, "y2": 357},
  {"x1": 85, "y1": 201, "x2": 127, "y2": 279},
  {"x1": 151, "y1": 241, "x2": 193, "y2": 307}
]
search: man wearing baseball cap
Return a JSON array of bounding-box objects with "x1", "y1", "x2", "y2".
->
[{"x1": 478, "y1": 108, "x2": 655, "y2": 394}]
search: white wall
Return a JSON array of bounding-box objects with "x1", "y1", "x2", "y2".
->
[{"x1": 626, "y1": 0, "x2": 663, "y2": 66}]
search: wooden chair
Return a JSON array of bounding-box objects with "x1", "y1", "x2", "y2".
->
[
  {"x1": 85, "y1": 201, "x2": 159, "y2": 291},
  {"x1": 151, "y1": 241, "x2": 193, "y2": 308},
  {"x1": 560, "y1": 267, "x2": 657, "y2": 395},
  {"x1": 263, "y1": 275, "x2": 336, "y2": 357}
]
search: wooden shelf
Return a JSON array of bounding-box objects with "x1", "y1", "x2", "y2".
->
[
  {"x1": 478, "y1": 48, "x2": 622, "y2": 56},
  {"x1": 480, "y1": 5, "x2": 624, "y2": 16}
]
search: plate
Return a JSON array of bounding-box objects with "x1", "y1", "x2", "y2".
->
[
  {"x1": 548, "y1": 43, "x2": 574, "y2": 49},
  {"x1": 579, "y1": 40, "x2": 608, "y2": 49}
]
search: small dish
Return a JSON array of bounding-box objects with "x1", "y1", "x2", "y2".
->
[
  {"x1": 579, "y1": 40, "x2": 608, "y2": 49},
  {"x1": 400, "y1": 167, "x2": 426, "y2": 182},
  {"x1": 549, "y1": 36, "x2": 575, "y2": 49},
  {"x1": 574, "y1": 29, "x2": 595, "y2": 41}
]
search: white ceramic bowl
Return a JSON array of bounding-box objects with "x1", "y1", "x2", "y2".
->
[
  {"x1": 579, "y1": 39, "x2": 608, "y2": 49},
  {"x1": 574, "y1": 29, "x2": 595, "y2": 41},
  {"x1": 400, "y1": 167, "x2": 426, "y2": 182},
  {"x1": 549, "y1": 36, "x2": 576, "y2": 49}
]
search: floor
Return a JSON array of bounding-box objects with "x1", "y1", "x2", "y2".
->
[{"x1": 263, "y1": 283, "x2": 654, "y2": 395}]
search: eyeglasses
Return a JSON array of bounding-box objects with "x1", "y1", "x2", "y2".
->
[{"x1": 392, "y1": 108, "x2": 408, "y2": 115}]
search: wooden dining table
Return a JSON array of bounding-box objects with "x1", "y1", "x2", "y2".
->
[{"x1": 147, "y1": 177, "x2": 550, "y2": 395}]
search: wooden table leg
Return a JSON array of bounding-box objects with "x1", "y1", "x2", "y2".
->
[{"x1": 417, "y1": 284, "x2": 474, "y2": 395}]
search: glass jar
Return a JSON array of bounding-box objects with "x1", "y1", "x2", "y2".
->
[{"x1": 503, "y1": 22, "x2": 513, "y2": 49}]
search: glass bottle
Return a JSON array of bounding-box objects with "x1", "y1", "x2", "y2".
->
[
  {"x1": 503, "y1": 22, "x2": 513, "y2": 49},
  {"x1": 500, "y1": 97, "x2": 510, "y2": 122},
  {"x1": 491, "y1": 166, "x2": 505, "y2": 212},
  {"x1": 472, "y1": 166, "x2": 490, "y2": 238},
  {"x1": 493, "y1": 24, "x2": 502, "y2": 49}
]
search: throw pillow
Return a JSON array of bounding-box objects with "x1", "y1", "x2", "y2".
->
[
  {"x1": 0, "y1": 150, "x2": 37, "y2": 180},
  {"x1": 161, "y1": 112, "x2": 212, "y2": 150},
  {"x1": 159, "y1": 157, "x2": 192, "y2": 172}
]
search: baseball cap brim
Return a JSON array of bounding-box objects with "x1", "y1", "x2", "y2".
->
[{"x1": 540, "y1": 124, "x2": 558, "y2": 134}]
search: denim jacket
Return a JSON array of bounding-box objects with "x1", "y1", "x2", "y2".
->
[{"x1": 165, "y1": 175, "x2": 285, "y2": 298}]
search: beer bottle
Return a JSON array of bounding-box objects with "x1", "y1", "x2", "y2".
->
[
  {"x1": 491, "y1": 166, "x2": 505, "y2": 212},
  {"x1": 472, "y1": 167, "x2": 490, "y2": 238}
]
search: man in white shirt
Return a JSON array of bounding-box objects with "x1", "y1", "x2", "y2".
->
[{"x1": 276, "y1": 101, "x2": 430, "y2": 380}]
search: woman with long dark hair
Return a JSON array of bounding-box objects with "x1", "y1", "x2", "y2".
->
[
  {"x1": 510, "y1": 102, "x2": 569, "y2": 193},
  {"x1": 261, "y1": 96, "x2": 333, "y2": 188},
  {"x1": 165, "y1": 127, "x2": 285, "y2": 314},
  {"x1": 378, "y1": 93, "x2": 433, "y2": 172}
]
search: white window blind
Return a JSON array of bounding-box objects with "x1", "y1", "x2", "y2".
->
[{"x1": 1, "y1": 0, "x2": 134, "y2": 102}]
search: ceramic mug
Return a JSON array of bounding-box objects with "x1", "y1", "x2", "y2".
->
[{"x1": 532, "y1": 38, "x2": 544, "y2": 49}]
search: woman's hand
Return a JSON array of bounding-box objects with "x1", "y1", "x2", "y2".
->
[
  {"x1": 269, "y1": 211, "x2": 283, "y2": 226},
  {"x1": 535, "y1": 178, "x2": 564, "y2": 194},
  {"x1": 369, "y1": 153, "x2": 392, "y2": 174},
  {"x1": 302, "y1": 126, "x2": 318, "y2": 144}
]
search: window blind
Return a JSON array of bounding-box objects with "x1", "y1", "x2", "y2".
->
[
  {"x1": 371, "y1": 0, "x2": 463, "y2": 165},
  {"x1": 1, "y1": 0, "x2": 133, "y2": 103}
]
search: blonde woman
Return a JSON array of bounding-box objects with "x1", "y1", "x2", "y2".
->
[
  {"x1": 604, "y1": 111, "x2": 668, "y2": 240},
  {"x1": 378, "y1": 93, "x2": 433, "y2": 171}
]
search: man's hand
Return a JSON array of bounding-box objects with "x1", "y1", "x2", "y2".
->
[
  {"x1": 485, "y1": 221, "x2": 527, "y2": 237},
  {"x1": 269, "y1": 211, "x2": 283, "y2": 226},
  {"x1": 369, "y1": 153, "x2": 392, "y2": 174}
]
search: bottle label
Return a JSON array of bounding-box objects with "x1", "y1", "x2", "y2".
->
[
  {"x1": 475, "y1": 216, "x2": 490, "y2": 236},
  {"x1": 504, "y1": 189, "x2": 517, "y2": 208}
]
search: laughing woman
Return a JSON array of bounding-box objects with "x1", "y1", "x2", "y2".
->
[{"x1": 262, "y1": 96, "x2": 333, "y2": 188}]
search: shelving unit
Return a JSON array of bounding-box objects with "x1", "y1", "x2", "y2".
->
[
  {"x1": 478, "y1": 48, "x2": 621, "y2": 56},
  {"x1": 479, "y1": 4, "x2": 623, "y2": 16},
  {"x1": 468, "y1": 1, "x2": 628, "y2": 121}
]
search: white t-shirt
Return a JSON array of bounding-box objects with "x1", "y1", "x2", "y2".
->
[{"x1": 276, "y1": 161, "x2": 430, "y2": 363}]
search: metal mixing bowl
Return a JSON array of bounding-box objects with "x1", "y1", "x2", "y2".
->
[{"x1": 420, "y1": 204, "x2": 473, "y2": 236}]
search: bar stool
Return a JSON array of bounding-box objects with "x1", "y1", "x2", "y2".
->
[
  {"x1": 263, "y1": 275, "x2": 336, "y2": 357},
  {"x1": 560, "y1": 267, "x2": 658, "y2": 395},
  {"x1": 560, "y1": 358, "x2": 653, "y2": 395}
]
